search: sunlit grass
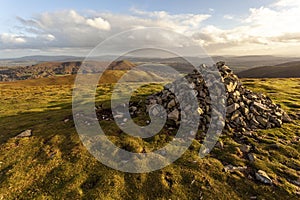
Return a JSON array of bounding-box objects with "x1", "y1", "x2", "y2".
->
[{"x1": 0, "y1": 76, "x2": 299, "y2": 199}]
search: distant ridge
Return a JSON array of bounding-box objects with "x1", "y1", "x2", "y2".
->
[{"x1": 237, "y1": 61, "x2": 300, "y2": 78}]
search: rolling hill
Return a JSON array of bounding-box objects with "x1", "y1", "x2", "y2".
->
[
  {"x1": 0, "y1": 60, "x2": 138, "y2": 82},
  {"x1": 238, "y1": 61, "x2": 300, "y2": 78}
]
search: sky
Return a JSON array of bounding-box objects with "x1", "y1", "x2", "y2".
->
[{"x1": 0, "y1": 0, "x2": 300, "y2": 58}]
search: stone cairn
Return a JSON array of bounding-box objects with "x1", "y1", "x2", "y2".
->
[{"x1": 146, "y1": 61, "x2": 292, "y2": 135}]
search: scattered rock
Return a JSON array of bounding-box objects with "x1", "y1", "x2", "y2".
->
[
  {"x1": 256, "y1": 116, "x2": 268, "y2": 127},
  {"x1": 224, "y1": 164, "x2": 247, "y2": 172},
  {"x1": 167, "y1": 99, "x2": 176, "y2": 109},
  {"x1": 239, "y1": 144, "x2": 251, "y2": 153},
  {"x1": 168, "y1": 109, "x2": 179, "y2": 121},
  {"x1": 247, "y1": 153, "x2": 256, "y2": 163},
  {"x1": 227, "y1": 103, "x2": 240, "y2": 114},
  {"x1": 16, "y1": 129, "x2": 32, "y2": 138},
  {"x1": 255, "y1": 170, "x2": 272, "y2": 185},
  {"x1": 282, "y1": 112, "x2": 292, "y2": 123},
  {"x1": 215, "y1": 141, "x2": 224, "y2": 149}
]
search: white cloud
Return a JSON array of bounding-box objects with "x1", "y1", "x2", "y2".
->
[
  {"x1": 272, "y1": 0, "x2": 300, "y2": 7},
  {"x1": 130, "y1": 8, "x2": 211, "y2": 33},
  {"x1": 191, "y1": 0, "x2": 300, "y2": 55},
  {"x1": 1, "y1": 9, "x2": 210, "y2": 51},
  {"x1": 86, "y1": 17, "x2": 111, "y2": 30},
  {"x1": 223, "y1": 15, "x2": 234, "y2": 20},
  {"x1": 0, "y1": 33, "x2": 26, "y2": 44}
]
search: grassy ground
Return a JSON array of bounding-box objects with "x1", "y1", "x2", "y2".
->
[{"x1": 0, "y1": 76, "x2": 299, "y2": 199}]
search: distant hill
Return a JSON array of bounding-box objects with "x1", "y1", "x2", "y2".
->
[
  {"x1": 237, "y1": 61, "x2": 300, "y2": 78},
  {"x1": 0, "y1": 60, "x2": 155, "y2": 82},
  {"x1": 2, "y1": 55, "x2": 300, "y2": 73},
  {"x1": 107, "y1": 60, "x2": 136, "y2": 70}
]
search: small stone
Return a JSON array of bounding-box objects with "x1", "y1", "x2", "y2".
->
[
  {"x1": 226, "y1": 81, "x2": 237, "y2": 92},
  {"x1": 239, "y1": 144, "x2": 251, "y2": 153},
  {"x1": 282, "y1": 112, "x2": 292, "y2": 123},
  {"x1": 256, "y1": 116, "x2": 268, "y2": 127},
  {"x1": 231, "y1": 110, "x2": 240, "y2": 120},
  {"x1": 16, "y1": 129, "x2": 32, "y2": 138},
  {"x1": 130, "y1": 106, "x2": 137, "y2": 112},
  {"x1": 64, "y1": 118, "x2": 69, "y2": 123},
  {"x1": 255, "y1": 170, "x2": 272, "y2": 185},
  {"x1": 223, "y1": 164, "x2": 247, "y2": 172},
  {"x1": 168, "y1": 109, "x2": 179, "y2": 121},
  {"x1": 253, "y1": 102, "x2": 270, "y2": 111},
  {"x1": 197, "y1": 107, "x2": 204, "y2": 115},
  {"x1": 227, "y1": 103, "x2": 240, "y2": 114},
  {"x1": 167, "y1": 99, "x2": 176, "y2": 109},
  {"x1": 241, "y1": 107, "x2": 249, "y2": 116},
  {"x1": 247, "y1": 153, "x2": 256, "y2": 162},
  {"x1": 215, "y1": 141, "x2": 224, "y2": 149}
]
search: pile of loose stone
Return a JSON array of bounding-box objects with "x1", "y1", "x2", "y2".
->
[{"x1": 146, "y1": 61, "x2": 292, "y2": 134}]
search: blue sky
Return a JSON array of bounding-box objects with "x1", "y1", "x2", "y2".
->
[
  {"x1": 0, "y1": 0, "x2": 274, "y2": 31},
  {"x1": 0, "y1": 0, "x2": 299, "y2": 58}
]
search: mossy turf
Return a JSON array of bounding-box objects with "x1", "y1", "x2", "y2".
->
[{"x1": 0, "y1": 77, "x2": 299, "y2": 199}]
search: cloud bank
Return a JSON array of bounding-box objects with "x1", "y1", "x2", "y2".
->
[{"x1": 0, "y1": 0, "x2": 300, "y2": 56}]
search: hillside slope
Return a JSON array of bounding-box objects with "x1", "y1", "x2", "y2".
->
[
  {"x1": 0, "y1": 60, "x2": 137, "y2": 82},
  {"x1": 0, "y1": 74, "x2": 299, "y2": 199}
]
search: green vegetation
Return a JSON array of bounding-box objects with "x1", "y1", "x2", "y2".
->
[{"x1": 0, "y1": 76, "x2": 299, "y2": 199}]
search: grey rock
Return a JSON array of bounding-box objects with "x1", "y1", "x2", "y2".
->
[
  {"x1": 253, "y1": 102, "x2": 270, "y2": 111},
  {"x1": 255, "y1": 170, "x2": 272, "y2": 185},
  {"x1": 227, "y1": 103, "x2": 240, "y2": 114},
  {"x1": 247, "y1": 153, "x2": 256, "y2": 162},
  {"x1": 224, "y1": 164, "x2": 247, "y2": 172},
  {"x1": 167, "y1": 99, "x2": 176, "y2": 109},
  {"x1": 168, "y1": 109, "x2": 179, "y2": 121},
  {"x1": 256, "y1": 116, "x2": 268, "y2": 127},
  {"x1": 231, "y1": 110, "x2": 240, "y2": 120},
  {"x1": 16, "y1": 129, "x2": 32, "y2": 138},
  {"x1": 239, "y1": 144, "x2": 251, "y2": 153},
  {"x1": 282, "y1": 112, "x2": 292, "y2": 123}
]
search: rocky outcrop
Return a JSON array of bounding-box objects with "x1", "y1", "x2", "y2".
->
[{"x1": 146, "y1": 61, "x2": 291, "y2": 134}]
